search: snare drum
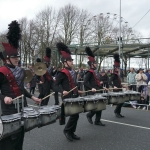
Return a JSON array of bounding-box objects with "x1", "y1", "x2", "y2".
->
[
  {"x1": 38, "y1": 106, "x2": 56, "y2": 127},
  {"x1": 129, "y1": 91, "x2": 140, "y2": 101},
  {"x1": 123, "y1": 91, "x2": 131, "y2": 102},
  {"x1": 0, "y1": 113, "x2": 22, "y2": 140},
  {"x1": 63, "y1": 97, "x2": 84, "y2": 117},
  {"x1": 94, "y1": 94, "x2": 107, "y2": 111},
  {"x1": 83, "y1": 95, "x2": 99, "y2": 112},
  {"x1": 50, "y1": 105, "x2": 61, "y2": 119},
  {"x1": 22, "y1": 107, "x2": 40, "y2": 132},
  {"x1": 108, "y1": 92, "x2": 126, "y2": 104}
]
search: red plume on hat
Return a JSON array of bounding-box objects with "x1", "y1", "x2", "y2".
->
[
  {"x1": 85, "y1": 47, "x2": 96, "y2": 62},
  {"x1": 44, "y1": 47, "x2": 51, "y2": 62},
  {"x1": 56, "y1": 42, "x2": 73, "y2": 62},
  {"x1": 2, "y1": 20, "x2": 21, "y2": 59},
  {"x1": 113, "y1": 53, "x2": 120, "y2": 67}
]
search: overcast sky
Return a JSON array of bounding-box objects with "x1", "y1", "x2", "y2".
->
[{"x1": 0, "y1": 0, "x2": 150, "y2": 37}]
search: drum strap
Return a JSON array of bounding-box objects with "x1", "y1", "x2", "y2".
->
[
  {"x1": 114, "y1": 72, "x2": 121, "y2": 87},
  {"x1": 61, "y1": 69, "x2": 77, "y2": 94},
  {"x1": 0, "y1": 66, "x2": 22, "y2": 97},
  {"x1": 40, "y1": 71, "x2": 52, "y2": 82},
  {"x1": 45, "y1": 71, "x2": 52, "y2": 81},
  {"x1": 88, "y1": 69, "x2": 100, "y2": 86}
]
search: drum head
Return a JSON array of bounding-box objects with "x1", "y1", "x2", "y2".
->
[
  {"x1": 0, "y1": 119, "x2": 3, "y2": 140},
  {"x1": 64, "y1": 97, "x2": 84, "y2": 102}
]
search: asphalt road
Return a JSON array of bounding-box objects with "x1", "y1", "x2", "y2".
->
[{"x1": 23, "y1": 93, "x2": 150, "y2": 150}]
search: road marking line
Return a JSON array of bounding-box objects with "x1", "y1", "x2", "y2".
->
[{"x1": 101, "y1": 119, "x2": 150, "y2": 130}]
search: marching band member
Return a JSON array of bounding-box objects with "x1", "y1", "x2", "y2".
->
[
  {"x1": 0, "y1": 20, "x2": 41, "y2": 150},
  {"x1": 55, "y1": 42, "x2": 83, "y2": 141},
  {"x1": 84, "y1": 47, "x2": 105, "y2": 126},
  {"x1": 109, "y1": 54, "x2": 125, "y2": 118},
  {"x1": 36, "y1": 48, "x2": 55, "y2": 106}
]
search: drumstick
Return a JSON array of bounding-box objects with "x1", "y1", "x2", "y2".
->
[
  {"x1": 108, "y1": 88, "x2": 123, "y2": 90},
  {"x1": 12, "y1": 95, "x2": 24, "y2": 101},
  {"x1": 83, "y1": 89, "x2": 106, "y2": 93},
  {"x1": 63, "y1": 86, "x2": 77, "y2": 97},
  {"x1": 42, "y1": 92, "x2": 55, "y2": 101}
]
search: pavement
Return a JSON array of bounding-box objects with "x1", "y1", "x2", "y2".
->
[{"x1": 23, "y1": 92, "x2": 150, "y2": 150}]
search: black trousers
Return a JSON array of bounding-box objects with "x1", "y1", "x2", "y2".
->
[
  {"x1": 0, "y1": 127, "x2": 24, "y2": 150},
  {"x1": 30, "y1": 87, "x2": 35, "y2": 94},
  {"x1": 129, "y1": 85, "x2": 136, "y2": 91},
  {"x1": 87, "y1": 110, "x2": 102, "y2": 123},
  {"x1": 38, "y1": 83, "x2": 50, "y2": 106},
  {"x1": 54, "y1": 92, "x2": 59, "y2": 105},
  {"x1": 114, "y1": 103, "x2": 124, "y2": 114},
  {"x1": 64, "y1": 114, "x2": 79, "y2": 133}
]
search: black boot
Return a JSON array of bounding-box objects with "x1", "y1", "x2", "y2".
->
[
  {"x1": 115, "y1": 113, "x2": 122, "y2": 118},
  {"x1": 72, "y1": 133, "x2": 80, "y2": 140},
  {"x1": 94, "y1": 121, "x2": 105, "y2": 126},
  {"x1": 86, "y1": 114, "x2": 93, "y2": 124},
  {"x1": 63, "y1": 131, "x2": 73, "y2": 141}
]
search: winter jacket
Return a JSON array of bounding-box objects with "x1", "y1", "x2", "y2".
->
[
  {"x1": 135, "y1": 73, "x2": 147, "y2": 87},
  {"x1": 127, "y1": 72, "x2": 136, "y2": 84}
]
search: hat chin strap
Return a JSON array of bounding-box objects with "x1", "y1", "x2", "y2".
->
[
  {"x1": 8, "y1": 57, "x2": 15, "y2": 67},
  {"x1": 90, "y1": 63, "x2": 96, "y2": 70},
  {"x1": 64, "y1": 61, "x2": 72, "y2": 69}
]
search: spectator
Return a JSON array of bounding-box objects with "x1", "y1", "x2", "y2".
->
[
  {"x1": 120, "y1": 69, "x2": 124, "y2": 82},
  {"x1": 145, "y1": 69, "x2": 150, "y2": 84},
  {"x1": 135, "y1": 68, "x2": 147, "y2": 109},
  {"x1": 29, "y1": 73, "x2": 37, "y2": 94},
  {"x1": 99, "y1": 69, "x2": 109, "y2": 88},
  {"x1": 145, "y1": 69, "x2": 150, "y2": 106},
  {"x1": 127, "y1": 68, "x2": 137, "y2": 108},
  {"x1": 127, "y1": 68, "x2": 136, "y2": 91},
  {"x1": 77, "y1": 68, "x2": 85, "y2": 91}
]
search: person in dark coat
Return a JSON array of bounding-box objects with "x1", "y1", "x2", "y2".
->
[
  {"x1": 51, "y1": 66, "x2": 59, "y2": 105},
  {"x1": 29, "y1": 72, "x2": 36, "y2": 94},
  {"x1": 84, "y1": 47, "x2": 106, "y2": 126},
  {"x1": 36, "y1": 48, "x2": 55, "y2": 106},
  {"x1": 109, "y1": 54, "x2": 126, "y2": 118},
  {"x1": 0, "y1": 20, "x2": 41, "y2": 150},
  {"x1": 99, "y1": 70, "x2": 109, "y2": 88},
  {"x1": 55, "y1": 42, "x2": 83, "y2": 141}
]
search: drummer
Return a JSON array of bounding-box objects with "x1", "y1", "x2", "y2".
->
[
  {"x1": 55, "y1": 42, "x2": 83, "y2": 141},
  {"x1": 35, "y1": 47, "x2": 55, "y2": 106},
  {"x1": 0, "y1": 21, "x2": 41, "y2": 150},
  {"x1": 109, "y1": 53, "x2": 126, "y2": 118},
  {"x1": 84, "y1": 47, "x2": 106, "y2": 126}
]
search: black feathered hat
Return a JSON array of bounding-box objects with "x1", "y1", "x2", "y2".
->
[
  {"x1": 2, "y1": 20, "x2": 21, "y2": 59},
  {"x1": 44, "y1": 47, "x2": 51, "y2": 62},
  {"x1": 85, "y1": 47, "x2": 96, "y2": 66},
  {"x1": 113, "y1": 53, "x2": 120, "y2": 67},
  {"x1": 56, "y1": 42, "x2": 73, "y2": 63}
]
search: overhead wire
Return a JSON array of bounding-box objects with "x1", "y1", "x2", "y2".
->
[{"x1": 132, "y1": 9, "x2": 150, "y2": 28}]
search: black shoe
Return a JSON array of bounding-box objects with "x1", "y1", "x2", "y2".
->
[
  {"x1": 86, "y1": 114, "x2": 93, "y2": 124},
  {"x1": 63, "y1": 131, "x2": 73, "y2": 141},
  {"x1": 94, "y1": 121, "x2": 105, "y2": 126},
  {"x1": 119, "y1": 114, "x2": 125, "y2": 118},
  {"x1": 72, "y1": 133, "x2": 80, "y2": 140},
  {"x1": 115, "y1": 113, "x2": 122, "y2": 118}
]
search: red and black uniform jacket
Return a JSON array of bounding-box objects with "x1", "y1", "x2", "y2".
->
[
  {"x1": 84, "y1": 68, "x2": 102, "y2": 95},
  {"x1": 0, "y1": 64, "x2": 32, "y2": 115},
  {"x1": 54, "y1": 67, "x2": 78, "y2": 99},
  {"x1": 109, "y1": 73, "x2": 122, "y2": 92}
]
